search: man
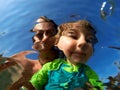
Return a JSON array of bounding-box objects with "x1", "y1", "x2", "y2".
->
[
  {"x1": 31, "y1": 16, "x2": 59, "y2": 65},
  {"x1": 0, "y1": 16, "x2": 59, "y2": 90}
]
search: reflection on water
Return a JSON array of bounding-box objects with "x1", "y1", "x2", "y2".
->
[
  {"x1": 0, "y1": 32, "x2": 6, "y2": 37},
  {"x1": 100, "y1": 0, "x2": 115, "y2": 20},
  {"x1": 0, "y1": 0, "x2": 120, "y2": 89}
]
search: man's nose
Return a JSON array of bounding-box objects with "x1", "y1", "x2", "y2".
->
[
  {"x1": 41, "y1": 34, "x2": 49, "y2": 42},
  {"x1": 33, "y1": 36, "x2": 40, "y2": 43}
]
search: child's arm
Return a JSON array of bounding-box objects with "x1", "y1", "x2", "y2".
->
[
  {"x1": 30, "y1": 63, "x2": 50, "y2": 90},
  {"x1": 85, "y1": 66, "x2": 104, "y2": 90}
]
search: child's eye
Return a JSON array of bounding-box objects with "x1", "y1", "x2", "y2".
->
[{"x1": 66, "y1": 32, "x2": 78, "y2": 39}]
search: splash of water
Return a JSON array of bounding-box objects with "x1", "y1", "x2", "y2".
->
[
  {"x1": 0, "y1": 32, "x2": 6, "y2": 37},
  {"x1": 100, "y1": 0, "x2": 115, "y2": 20},
  {"x1": 114, "y1": 61, "x2": 120, "y2": 70}
]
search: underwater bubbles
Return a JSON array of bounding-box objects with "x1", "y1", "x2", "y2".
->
[{"x1": 100, "y1": 0, "x2": 115, "y2": 20}]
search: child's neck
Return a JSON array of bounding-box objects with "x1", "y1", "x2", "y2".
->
[{"x1": 66, "y1": 59, "x2": 83, "y2": 66}]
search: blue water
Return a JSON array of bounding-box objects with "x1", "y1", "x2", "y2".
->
[{"x1": 0, "y1": 0, "x2": 120, "y2": 83}]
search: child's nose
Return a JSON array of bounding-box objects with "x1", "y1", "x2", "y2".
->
[{"x1": 77, "y1": 37, "x2": 87, "y2": 49}]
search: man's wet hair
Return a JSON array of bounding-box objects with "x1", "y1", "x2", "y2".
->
[{"x1": 31, "y1": 16, "x2": 58, "y2": 33}]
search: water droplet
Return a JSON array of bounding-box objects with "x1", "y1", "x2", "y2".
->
[
  {"x1": 0, "y1": 32, "x2": 5, "y2": 35},
  {"x1": 100, "y1": 0, "x2": 115, "y2": 20}
]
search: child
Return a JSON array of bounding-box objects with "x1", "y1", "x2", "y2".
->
[{"x1": 30, "y1": 20, "x2": 103, "y2": 90}]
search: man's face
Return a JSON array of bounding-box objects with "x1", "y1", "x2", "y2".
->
[{"x1": 32, "y1": 22, "x2": 56, "y2": 51}]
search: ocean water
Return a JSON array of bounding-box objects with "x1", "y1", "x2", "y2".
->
[{"x1": 0, "y1": 0, "x2": 120, "y2": 89}]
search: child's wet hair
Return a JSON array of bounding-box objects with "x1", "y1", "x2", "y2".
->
[{"x1": 55, "y1": 20, "x2": 98, "y2": 45}]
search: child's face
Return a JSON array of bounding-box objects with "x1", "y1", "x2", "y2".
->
[{"x1": 57, "y1": 28, "x2": 94, "y2": 65}]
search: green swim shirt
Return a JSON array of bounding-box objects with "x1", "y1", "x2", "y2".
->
[{"x1": 30, "y1": 59, "x2": 103, "y2": 90}]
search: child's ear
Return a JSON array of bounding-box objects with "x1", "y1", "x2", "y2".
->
[
  {"x1": 54, "y1": 23, "x2": 67, "y2": 47},
  {"x1": 54, "y1": 25, "x2": 63, "y2": 45}
]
